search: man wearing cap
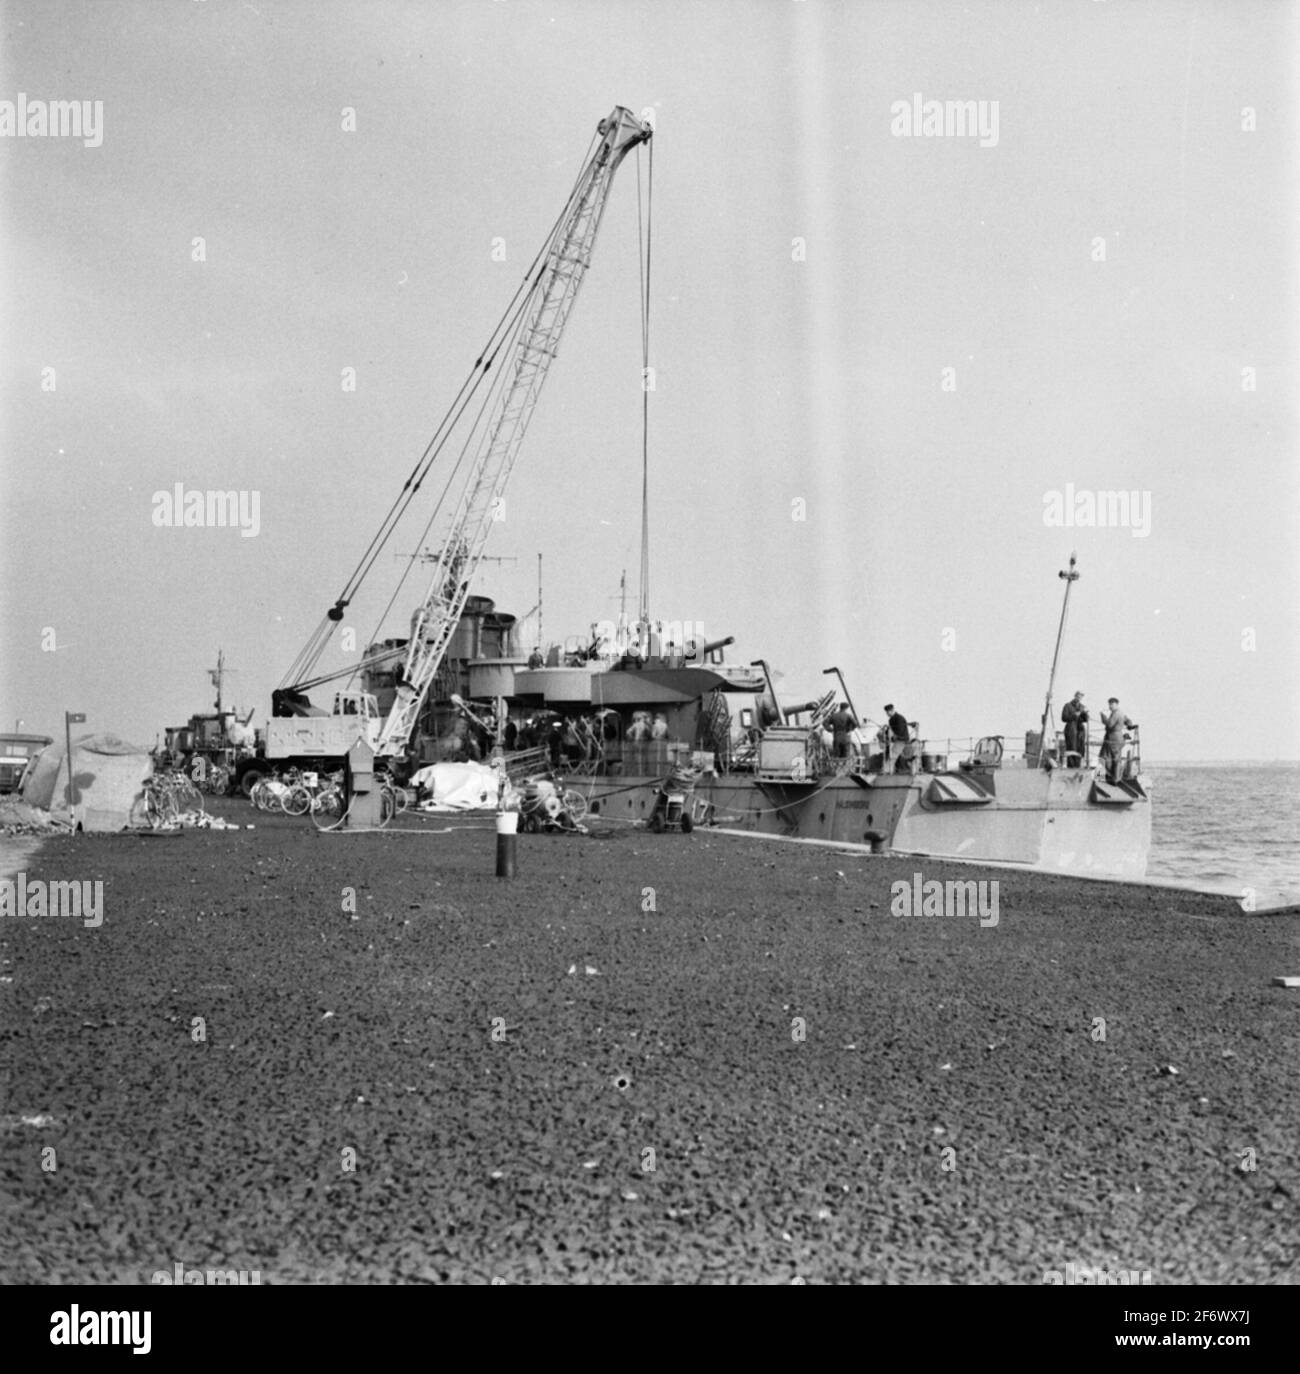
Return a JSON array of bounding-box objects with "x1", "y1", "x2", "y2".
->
[
  {"x1": 884, "y1": 705, "x2": 909, "y2": 742},
  {"x1": 883, "y1": 704, "x2": 911, "y2": 772},
  {"x1": 1061, "y1": 690, "x2": 1089, "y2": 764},
  {"x1": 1099, "y1": 698, "x2": 1137, "y2": 783}
]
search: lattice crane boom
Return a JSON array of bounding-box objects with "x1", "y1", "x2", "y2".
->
[{"x1": 372, "y1": 107, "x2": 650, "y2": 756}]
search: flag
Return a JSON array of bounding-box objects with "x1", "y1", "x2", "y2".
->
[{"x1": 66, "y1": 712, "x2": 86, "y2": 724}]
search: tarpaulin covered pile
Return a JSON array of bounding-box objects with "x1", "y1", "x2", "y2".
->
[
  {"x1": 410, "y1": 761, "x2": 499, "y2": 811},
  {"x1": 21, "y1": 734, "x2": 153, "y2": 833}
]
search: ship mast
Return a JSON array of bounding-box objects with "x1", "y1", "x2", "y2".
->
[{"x1": 1040, "y1": 553, "x2": 1079, "y2": 766}]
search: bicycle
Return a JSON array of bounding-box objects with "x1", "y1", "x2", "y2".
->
[
  {"x1": 249, "y1": 772, "x2": 289, "y2": 812},
  {"x1": 204, "y1": 764, "x2": 231, "y2": 797},
  {"x1": 146, "y1": 768, "x2": 204, "y2": 819},
  {"x1": 139, "y1": 774, "x2": 179, "y2": 828},
  {"x1": 277, "y1": 767, "x2": 316, "y2": 816},
  {"x1": 379, "y1": 777, "x2": 413, "y2": 824},
  {"x1": 169, "y1": 771, "x2": 205, "y2": 816},
  {"x1": 309, "y1": 774, "x2": 348, "y2": 831}
]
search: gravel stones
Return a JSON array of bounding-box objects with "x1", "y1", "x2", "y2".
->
[{"x1": 1, "y1": 800, "x2": 1295, "y2": 1283}]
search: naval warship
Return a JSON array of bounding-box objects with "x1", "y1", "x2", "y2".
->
[{"x1": 360, "y1": 553, "x2": 1151, "y2": 881}]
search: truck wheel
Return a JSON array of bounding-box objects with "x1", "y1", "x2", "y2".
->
[
  {"x1": 681, "y1": 813, "x2": 693, "y2": 834},
  {"x1": 239, "y1": 767, "x2": 264, "y2": 798},
  {"x1": 649, "y1": 812, "x2": 664, "y2": 834}
]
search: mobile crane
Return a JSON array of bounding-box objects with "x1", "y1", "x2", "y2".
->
[{"x1": 247, "y1": 107, "x2": 652, "y2": 791}]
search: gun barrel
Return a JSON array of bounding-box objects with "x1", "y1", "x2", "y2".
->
[{"x1": 695, "y1": 635, "x2": 735, "y2": 656}]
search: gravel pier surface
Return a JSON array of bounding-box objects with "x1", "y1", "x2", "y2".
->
[{"x1": 2, "y1": 802, "x2": 1297, "y2": 1284}]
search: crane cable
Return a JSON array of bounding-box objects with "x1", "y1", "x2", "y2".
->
[
  {"x1": 354, "y1": 296, "x2": 528, "y2": 684},
  {"x1": 279, "y1": 132, "x2": 602, "y2": 692},
  {"x1": 373, "y1": 119, "x2": 650, "y2": 680},
  {"x1": 636, "y1": 135, "x2": 653, "y2": 628}
]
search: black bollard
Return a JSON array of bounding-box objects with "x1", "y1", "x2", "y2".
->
[{"x1": 496, "y1": 811, "x2": 518, "y2": 878}]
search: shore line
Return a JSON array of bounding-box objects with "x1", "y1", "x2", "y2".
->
[{"x1": 706, "y1": 827, "x2": 1299, "y2": 913}]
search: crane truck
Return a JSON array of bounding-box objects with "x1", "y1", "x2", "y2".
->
[{"x1": 236, "y1": 107, "x2": 652, "y2": 795}]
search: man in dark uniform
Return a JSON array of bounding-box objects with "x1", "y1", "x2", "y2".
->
[
  {"x1": 828, "y1": 703, "x2": 856, "y2": 759},
  {"x1": 1061, "y1": 691, "x2": 1088, "y2": 764},
  {"x1": 884, "y1": 704, "x2": 911, "y2": 773}
]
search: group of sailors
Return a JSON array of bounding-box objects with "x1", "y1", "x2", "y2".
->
[
  {"x1": 510, "y1": 712, "x2": 615, "y2": 766},
  {"x1": 443, "y1": 691, "x2": 1139, "y2": 782},
  {"x1": 1060, "y1": 691, "x2": 1138, "y2": 781},
  {"x1": 821, "y1": 692, "x2": 1139, "y2": 781},
  {"x1": 441, "y1": 703, "x2": 679, "y2": 770},
  {"x1": 825, "y1": 702, "x2": 916, "y2": 772}
]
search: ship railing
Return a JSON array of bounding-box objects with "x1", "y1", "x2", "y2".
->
[
  {"x1": 1091, "y1": 723, "x2": 1141, "y2": 781},
  {"x1": 1016, "y1": 724, "x2": 1142, "y2": 778},
  {"x1": 937, "y1": 725, "x2": 1144, "y2": 777},
  {"x1": 872, "y1": 734, "x2": 1034, "y2": 773},
  {"x1": 502, "y1": 746, "x2": 550, "y2": 784},
  {"x1": 763, "y1": 726, "x2": 1142, "y2": 778},
  {"x1": 720, "y1": 727, "x2": 1145, "y2": 779}
]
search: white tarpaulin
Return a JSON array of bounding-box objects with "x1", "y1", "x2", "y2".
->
[
  {"x1": 411, "y1": 761, "x2": 499, "y2": 811},
  {"x1": 21, "y1": 733, "x2": 153, "y2": 833}
]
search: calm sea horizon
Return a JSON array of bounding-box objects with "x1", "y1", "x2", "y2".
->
[{"x1": 1144, "y1": 761, "x2": 1299, "y2": 909}]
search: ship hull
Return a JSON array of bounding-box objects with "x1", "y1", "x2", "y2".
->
[{"x1": 577, "y1": 766, "x2": 1151, "y2": 881}]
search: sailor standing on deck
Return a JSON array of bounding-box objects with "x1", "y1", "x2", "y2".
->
[
  {"x1": 883, "y1": 704, "x2": 911, "y2": 773},
  {"x1": 1061, "y1": 691, "x2": 1088, "y2": 764},
  {"x1": 1099, "y1": 698, "x2": 1136, "y2": 783},
  {"x1": 829, "y1": 703, "x2": 856, "y2": 759}
]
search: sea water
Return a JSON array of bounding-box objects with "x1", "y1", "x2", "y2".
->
[{"x1": 1146, "y1": 763, "x2": 1300, "y2": 909}]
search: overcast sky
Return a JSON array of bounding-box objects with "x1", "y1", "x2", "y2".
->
[{"x1": 2, "y1": 0, "x2": 1296, "y2": 761}]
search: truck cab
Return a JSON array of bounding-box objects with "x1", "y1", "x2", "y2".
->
[
  {"x1": 263, "y1": 690, "x2": 382, "y2": 762},
  {"x1": 331, "y1": 690, "x2": 379, "y2": 722},
  {"x1": 0, "y1": 733, "x2": 54, "y2": 794}
]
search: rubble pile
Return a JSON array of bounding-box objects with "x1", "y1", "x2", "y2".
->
[{"x1": 0, "y1": 799, "x2": 72, "y2": 837}]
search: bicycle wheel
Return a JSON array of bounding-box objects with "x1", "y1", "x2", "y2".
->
[
  {"x1": 310, "y1": 789, "x2": 346, "y2": 831},
  {"x1": 562, "y1": 790, "x2": 588, "y2": 822},
  {"x1": 282, "y1": 785, "x2": 311, "y2": 817}
]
